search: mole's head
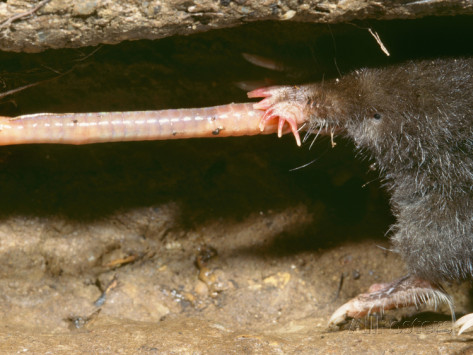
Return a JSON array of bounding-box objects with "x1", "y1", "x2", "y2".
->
[
  {"x1": 307, "y1": 58, "x2": 473, "y2": 193},
  {"x1": 255, "y1": 59, "x2": 470, "y2": 179},
  {"x1": 305, "y1": 62, "x2": 458, "y2": 174},
  {"x1": 307, "y1": 67, "x2": 422, "y2": 159}
]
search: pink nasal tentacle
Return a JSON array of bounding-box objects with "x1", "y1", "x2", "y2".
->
[
  {"x1": 0, "y1": 103, "x2": 280, "y2": 146},
  {"x1": 247, "y1": 87, "x2": 272, "y2": 98},
  {"x1": 248, "y1": 87, "x2": 306, "y2": 147}
]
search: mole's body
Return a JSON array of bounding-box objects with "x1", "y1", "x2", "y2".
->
[{"x1": 249, "y1": 58, "x2": 473, "y2": 330}]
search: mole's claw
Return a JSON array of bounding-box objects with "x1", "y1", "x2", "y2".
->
[
  {"x1": 328, "y1": 276, "x2": 454, "y2": 329},
  {"x1": 454, "y1": 313, "x2": 473, "y2": 335},
  {"x1": 328, "y1": 300, "x2": 359, "y2": 327}
]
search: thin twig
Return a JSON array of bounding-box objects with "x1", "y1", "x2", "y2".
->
[
  {"x1": 0, "y1": 0, "x2": 51, "y2": 29},
  {"x1": 368, "y1": 28, "x2": 390, "y2": 57},
  {"x1": 0, "y1": 68, "x2": 72, "y2": 100},
  {"x1": 74, "y1": 45, "x2": 103, "y2": 62},
  {"x1": 330, "y1": 130, "x2": 337, "y2": 148},
  {"x1": 348, "y1": 23, "x2": 391, "y2": 57},
  {"x1": 0, "y1": 82, "x2": 41, "y2": 99},
  {"x1": 330, "y1": 273, "x2": 344, "y2": 303},
  {"x1": 0, "y1": 45, "x2": 100, "y2": 100}
]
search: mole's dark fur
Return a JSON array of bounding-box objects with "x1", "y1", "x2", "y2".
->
[
  {"x1": 296, "y1": 58, "x2": 473, "y2": 282},
  {"x1": 307, "y1": 58, "x2": 473, "y2": 283},
  {"x1": 252, "y1": 57, "x2": 473, "y2": 326}
]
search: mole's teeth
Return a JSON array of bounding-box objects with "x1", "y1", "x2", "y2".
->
[{"x1": 454, "y1": 313, "x2": 473, "y2": 334}]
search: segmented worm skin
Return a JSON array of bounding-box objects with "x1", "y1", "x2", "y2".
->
[{"x1": 0, "y1": 103, "x2": 276, "y2": 145}]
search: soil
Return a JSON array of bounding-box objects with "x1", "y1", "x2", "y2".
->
[
  {"x1": 0, "y1": 19, "x2": 472, "y2": 353},
  {"x1": 0, "y1": 0, "x2": 472, "y2": 52}
]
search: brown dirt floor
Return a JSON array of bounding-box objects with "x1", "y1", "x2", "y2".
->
[{"x1": 0, "y1": 19, "x2": 473, "y2": 353}]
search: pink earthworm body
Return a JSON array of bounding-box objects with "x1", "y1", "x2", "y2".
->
[
  {"x1": 0, "y1": 87, "x2": 308, "y2": 146},
  {"x1": 0, "y1": 103, "x2": 276, "y2": 146}
]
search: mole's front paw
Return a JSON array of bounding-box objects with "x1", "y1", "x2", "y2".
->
[
  {"x1": 248, "y1": 86, "x2": 309, "y2": 146},
  {"x1": 328, "y1": 275, "x2": 454, "y2": 329},
  {"x1": 454, "y1": 313, "x2": 473, "y2": 334}
]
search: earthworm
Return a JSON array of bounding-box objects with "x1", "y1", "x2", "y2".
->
[{"x1": 0, "y1": 103, "x2": 281, "y2": 145}]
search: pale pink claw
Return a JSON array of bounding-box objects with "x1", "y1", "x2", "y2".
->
[
  {"x1": 328, "y1": 276, "x2": 454, "y2": 328},
  {"x1": 455, "y1": 313, "x2": 473, "y2": 334}
]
